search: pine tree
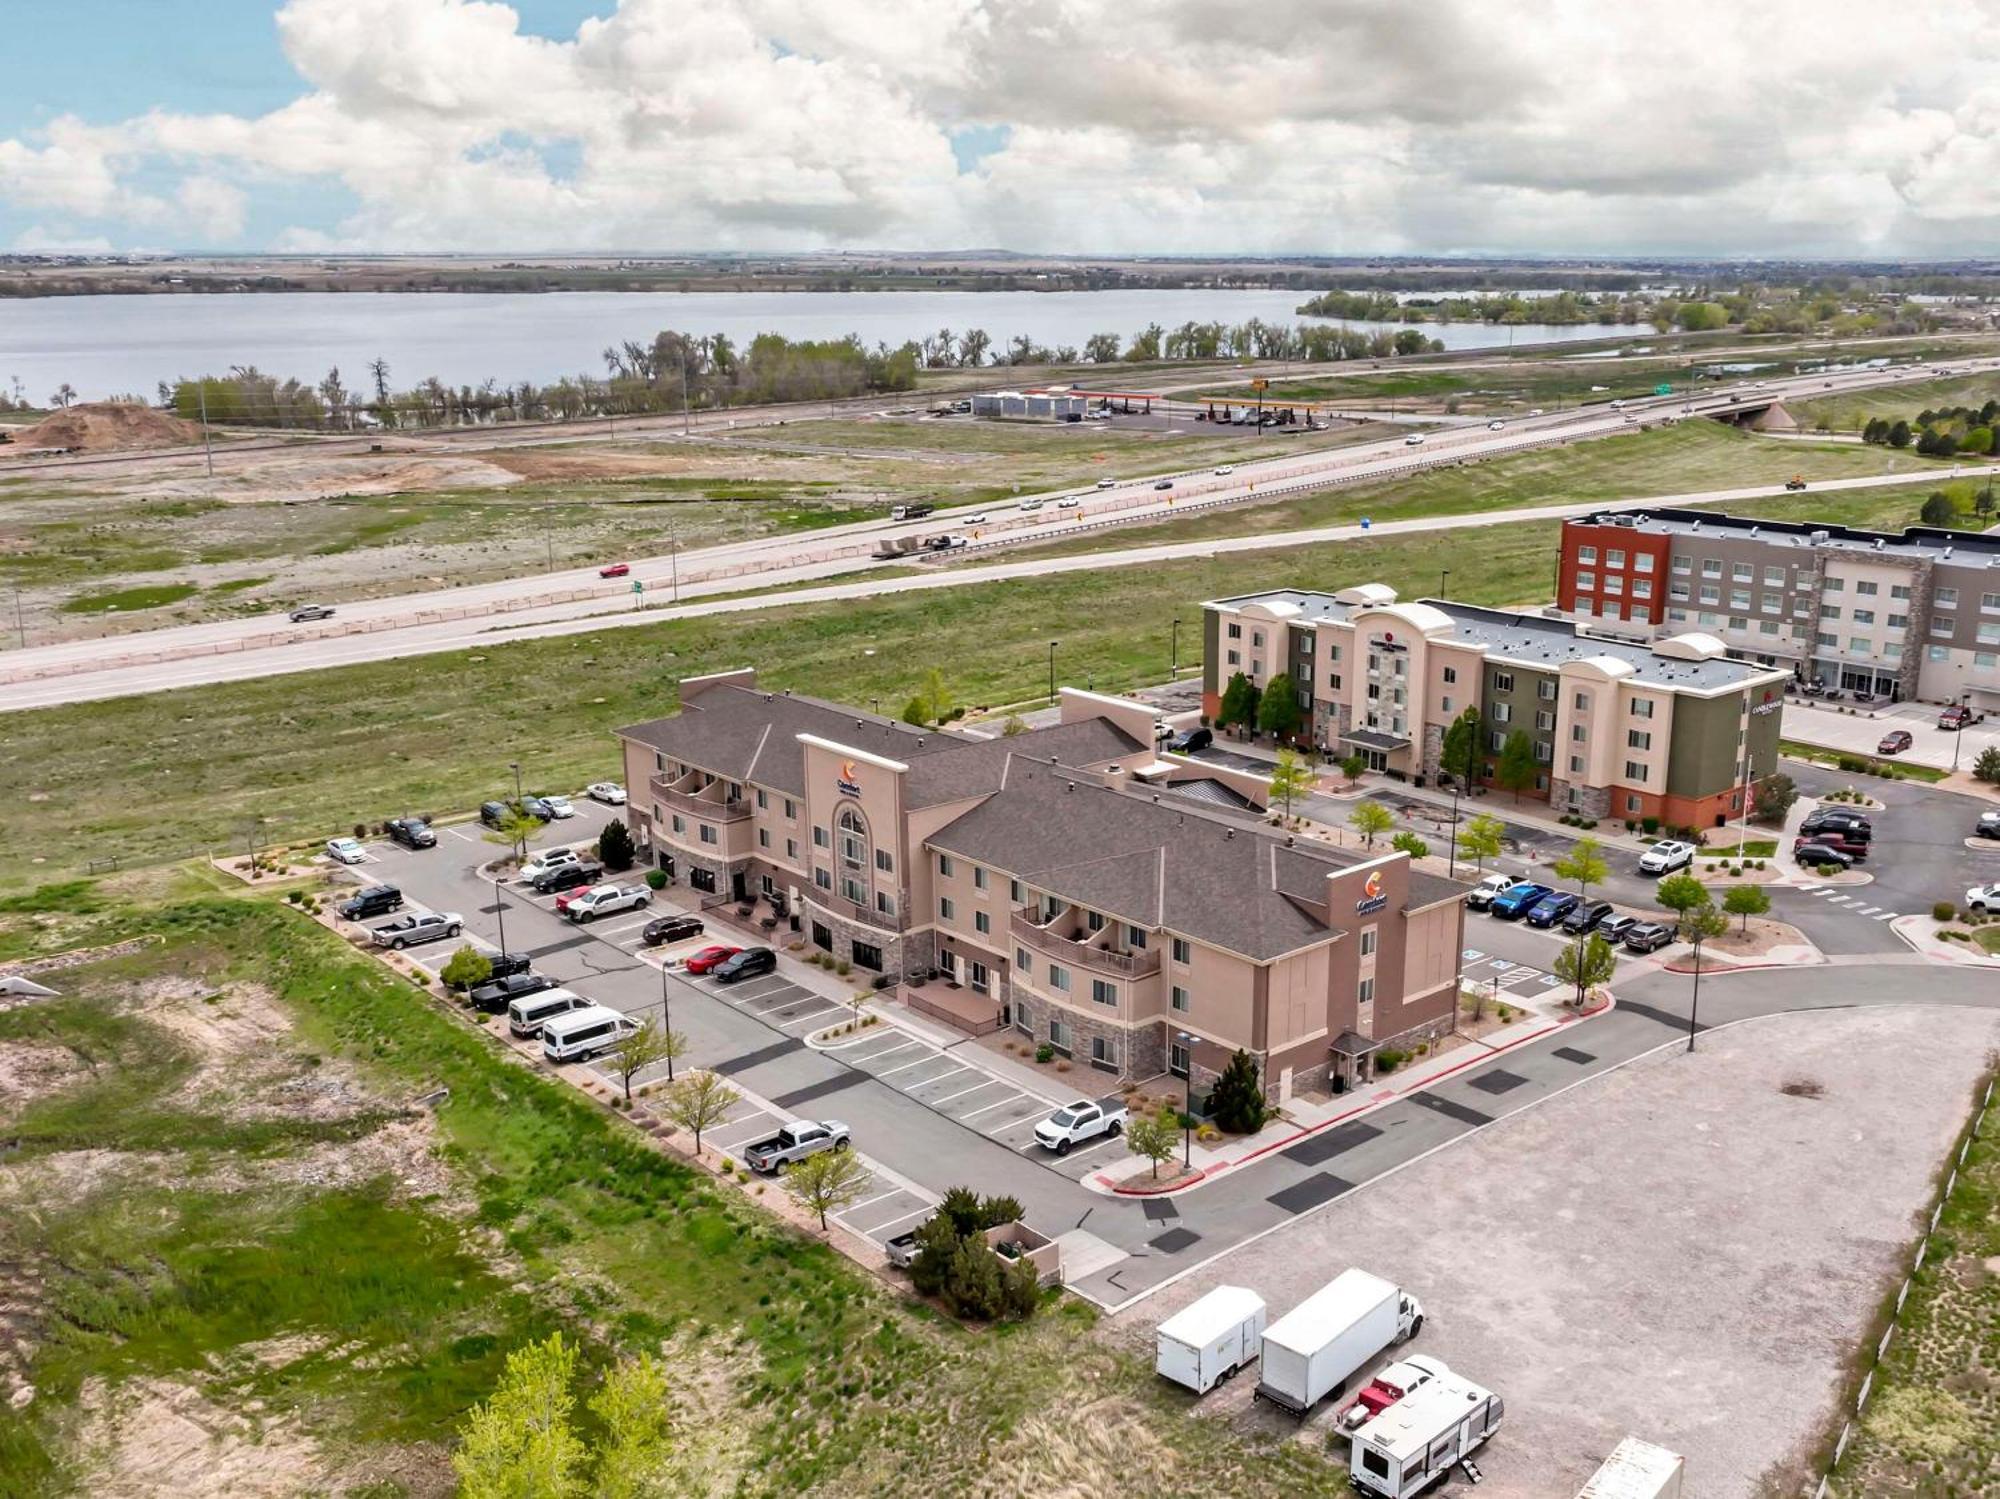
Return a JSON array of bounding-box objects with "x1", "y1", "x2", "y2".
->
[{"x1": 1207, "y1": 1048, "x2": 1269, "y2": 1134}]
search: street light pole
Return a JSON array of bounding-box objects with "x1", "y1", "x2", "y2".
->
[
  {"x1": 1170, "y1": 616, "x2": 1181, "y2": 678},
  {"x1": 1685, "y1": 929, "x2": 1705, "y2": 1053},
  {"x1": 659, "y1": 961, "x2": 676, "y2": 1080},
  {"x1": 493, "y1": 874, "x2": 509, "y2": 958},
  {"x1": 509, "y1": 761, "x2": 524, "y2": 808},
  {"x1": 1048, "y1": 640, "x2": 1059, "y2": 703},
  {"x1": 1953, "y1": 688, "x2": 1969, "y2": 772},
  {"x1": 1175, "y1": 1030, "x2": 1194, "y2": 1167},
  {"x1": 1439, "y1": 568, "x2": 1450, "y2": 600}
]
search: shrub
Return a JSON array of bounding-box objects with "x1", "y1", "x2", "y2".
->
[
  {"x1": 835, "y1": 959, "x2": 851, "y2": 976},
  {"x1": 596, "y1": 819, "x2": 637, "y2": 872},
  {"x1": 1582, "y1": 818, "x2": 1598, "y2": 830},
  {"x1": 644, "y1": 869, "x2": 667, "y2": 890},
  {"x1": 1641, "y1": 816, "x2": 1661, "y2": 834},
  {"x1": 1035, "y1": 1044, "x2": 1054, "y2": 1064},
  {"x1": 1375, "y1": 1049, "x2": 1407, "y2": 1074},
  {"x1": 1934, "y1": 901, "x2": 1958, "y2": 922},
  {"x1": 1207, "y1": 1048, "x2": 1271, "y2": 1133}
]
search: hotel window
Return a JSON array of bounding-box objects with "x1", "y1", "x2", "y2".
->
[
  {"x1": 1576, "y1": 571, "x2": 1597, "y2": 591},
  {"x1": 1492, "y1": 671, "x2": 1514, "y2": 692},
  {"x1": 1091, "y1": 979, "x2": 1117, "y2": 1007},
  {"x1": 1170, "y1": 1041, "x2": 1191, "y2": 1078},
  {"x1": 1699, "y1": 585, "x2": 1720, "y2": 605},
  {"x1": 1227, "y1": 622, "x2": 1241, "y2": 638},
  {"x1": 1536, "y1": 710, "x2": 1555, "y2": 731},
  {"x1": 1577, "y1": 545, "x2": 1598, "y2": 564},
  {"x1": 1630, "y1": 697, "x2": 1654, "y2": 718},
  {"x1": 1624, "y1": 761, "x2": 1649, "y2": 782},
  {"x1": 1171, "y1": 985, "x2": 1191, "y2": 1012},
  {"x1": 1534, "y1": 741, "x2": 1552, "y2": 764},
  {"x1": 1820, "y1": 604, "x2": 1841, "y2": 620},
  {"x1": 1979, "y1": 623, "x2": 2000, "y2": 645},
  {"x1": 1633, "y1": 580, "x2": 1652, "y2": 599},
  {"x1": 1489, "y1": 730, "x2": 1506, "y2": 752},
  {"x1": 1824, "y1": 577, "x2": 1844, "y2": 592},
  {"x1": 972, "y1": 865, "x2": 987, "y2": 890},
  {"x1": 1730, "y1": 589, "x2": 1750, "y2": 610},
  {"x1": 1329, "y1": 643, "x2": 1342, "y2": 662},
  {"x1": 1760, "y1": 621, "x2": 1781, "y2": 637},
  {"x1": 1728, "y1": 616, "x2": 1748, "y2": 633},
  {"x1": 1855, "y1": 580, "x2": 1878, "y2": 596},
  {"x1": 1891, "y1": 584, "x2": 1911, "y2": 600},
  {"x1": 1888, "y1": 613, "x2": 1908, "y2": 630},
  {"x1": 1883, "y1": 643, "x2": 1902, "y2": 660},
  {"x1": 875, "y1": 848, "x2": 893, "y2": 872},
  {"x1": 1930, "y1": 645, "x2": 1951, "y2": 662},
  {"x1": 1627, "y1": 729, "x2": 1652, "y2": 750},
  {"x1": 1670, "y1": 583, "x2": 1690, "y2": 602},
  {"x1": 1571, "y1": 724, "x2": 1587, "y2": 742},
  {"x1": 1984, "y1": 593, "x2": 2000, "y2": 613},
  {"x1": 813, "y1": 825, "x2": 828, "y2": 848},
  {"x1": 1493, "y1": 702, "x2": 1512, "y2": 724},
  {"x1": 1538, "y1": 679, "x2": 1557, "y2": 700},
  {"x1": 938, "y1": 897, "x2": 955, "y2": 921},
  {"x1": 1017, "y1": 946, "x2": 1033, "y2": 971},
  {"x1": 1085, "y1": 911, "x2": 1106, "y2": 933},
  {"x1": 1441, "y1": 696, "x2": 1454, "y2": 714},
  {"x1": 1127, "y1": 927, "x2": 1147, "y2": 949},
  {"x1": 1978, "y1": 653, "x2": 1999, "y2": 669},
  {"x1": 1672, "y1": 554, "x2": 1692, "y2": 574},
  {"x1": 1853, "y1": 609, "x2": 1875, "y2": 625},
  {"x1": 755, "y1": 789, "x2": 768, "y2": 809},
  {"x1": 1761, "y1": 594, "x2": 1781, "y2": 615},
  {"x1": 815, "y1": 868, "x2": 832, "y2": 890},
  {"x1": 1010, "y1": 879, "x2": 1024, "y2": 903},
  {"x1": 974, "y1": 911, "x2": 990, "y2": 935},
  {"x1": 842, "y1": 876, "x2": 865, "y2": 905},
  {"x1": 1048, "y1": 964, "x2": 1071, "y2": 992},
  {"x1": 1732, "y1": 562, "x2": 1753, "y2": 582},
  {"x1": 1698, "y1": 612, "x2": 1720, "y2": 627},
  {"x1": 1930, "y1": 619, "x2": 1955, "y2": 637},
  {"x1": 1172, "y1": 937, "x2": 1192, "y2": 964},
  {"x1": 1702, "y1": 559, "x2": 1722, "y2": 578},
  {"x1": 1360, "y1": 927, "x2": 1377, "y2": 956},
  {"x1": 1626, "y1": 794, "x2": 1643, "y2": 813},
  {"x1": 1935, "y1": 587, "x2": 1957, "y2": 605},
  {"x1": 1358, "y1": 977, "x2": 1375, "y2": 1005},
  {"x1": 1227, "y1": 650, "x2": 1240, "y2": 666},
  {"x1": 1442, "y1": 666, "x2": 1457, "y2": 684},
  {"x1": 1816, "y1": 631, "x2": 1837, "y2": 648},
  {"x1": 1634, "y1": 553, "x2": 1655, "y2": 573},
  {"x1": 1048, "y1": 1018, "x2": 1070, "y2": 1054},
  {"x1": 758, "y1": 829, "x2": 770, "y2": 849},
  {"x1": 1764, "y1": 566, "x2": 1786, "y2": 586},
  {"x1": 1607, "y1": 549, "x2": 1626, "y2": 568},
  {"x1": 1569, "y1": 754, "x2": 1585, "y2": 773},
  {"x1": 670, "y1": 814, "x2": 685, "y2": 835},
  {"x1": 1091, "y1": 1036, "x2": 1116, "y2": 1069},
  {"x1": 1849, "y1": 638, "x2": 1872, "y2": 654},
  {"x1": 1604, "y1": 575, "x2": 1625, "y2": 595},
  {"x1": 937, "y1": 854, "x2": 953, "y2": 876},
  {"x1": 786, "y1": 838, "x2": 799, "y2": 860},
  {"x1": 699, "y1": 825, "x2": 717, "y2": 845},
  {"x1": 1573, "y1": 690, "x2": 1591, "y2": 711},
  {"x1": 1252, "y1": 631, "x2": 1264, "y2": 647},
  {"x1": 783, "y1": 798, "x2": 796, "y2": 818}
]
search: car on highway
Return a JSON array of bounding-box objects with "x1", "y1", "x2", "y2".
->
[
  {"x1": 1877, "y1": 730, "x2": 1914, "y2": 755},
  {"x1": 1486, "y1": 420, "x2": 1505, "y2": 430},
  {"x1": 586, "y1": 781, "x2": 627, "y2": 805},
  {"x1": 385, "y1": 816, "x2": 436, "y2": 850},
  {"x1": 1793, "y1": 843, "x2": 1855, "y2": 872},
  {"x1": 521, "y1": 847, "x2": 583, "y2": 883},
  {"x1": 1638, "y1": 840, "x2": 1696, "y2": 875},
  {"x1": 1057, "y1": 497, "x2": 1081, "y2": 510},
  {"x1": 1976, "y1": 810, "x2": 2000, "y2": 840},
  {"x1": 370, "y1": 910, "x2": 463, "y2": 948},
  {"x1": 560, "y1": 884, "x2": 649, "y2": 922},
  {"x1": 467, "y1": 971, "x2": 555, "y2": 1014},
  {"x1": 289, "y1": 604, "x2": 335, "y2": 622},
  {"x1": 1403, "y1": 433, "x2": 1426, "y2": 445},
  {"x1": 683, "y1": 944, "x2": 742, "y2": 975},
  {"x1": 540, "y1": 794, "x2": 577, "y2": 819},
  {"x1": 1488, "y1": 882, "x2": 1554, "y2": 920},
  {"x1": 325, "y1": 836, "x2": 367, "y2": 864},
  {"x1": 598, "y1": 562, "x2": 630, "y2": 578},
  {"x1": 530, "y1": 861, "x2": 601, "y2": 896},
  {"x1": 1169, "y1": 727, "x2": 1213, "y2": 754},
  {"x1": 1595, "y1": 912, "x2": 1640, "y2": 944},
  {"x1": 1527, "y1": 408, "x2": 1544, "y2": 416},
  {"x1": 1214, "y1": 464, "x2": 1235, "y2": 476},
  {"x1": 1523, "y1": 891, "x2": 1581, "y2": 928},
  {"x1": 1796, "y1": 832, "x2": 1869, "y2": 863},
  {"x1": 1465, "y1": 874, "x2": 1515, "y2": 912},
  {"x1": 1622, "y1": 921, "x2": 1676, "y2": 954},
  {"x1": 1153, "y1": 479, "x2": 1174, "y2": 490},
  {"x1": 1095, "y1": 478, "x2": 1116, "y2": 489},
  {"x1": 713, "y1": 947, "x2": 778, "y2": 983},
  {"x1": 1559, "y1": 899, "x2": 1615, "y2": 935},
  {"x1": 1967, "y1": 883, "x2": 2000, "y2": 914},
  {"x1": 337, "y1": 884, "x2": 402, "y2": 920},
  {"x1": 641, "y1": 913, "x2": 705, "y2": 946},
  {"x1": 962, "y1": 512, "x2": 991, "y2": 524}
]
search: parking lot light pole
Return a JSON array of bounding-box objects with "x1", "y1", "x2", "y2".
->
[
  {"x1": 1170, "y1": 616, "x2": 1181, "y2": 678},
  {"x1": 1175, "y1": 1030, "x2": 1194, "y2": 1167},
  {"x1": 1953, "y1": 690, "x2": 1969, "y2": 772},
  {"x1": 659, "y1": 961, "x2": 676, "y2": 1080},
  {"x1": 1048, "y1": 640, "x2": 1059, "y2": 703},
  {"x1": 492, "y1": 874, "x2": 509, "y2": 958},
  {"x1": 509, "y1": 761, "x2": 524, "y2": 809}
]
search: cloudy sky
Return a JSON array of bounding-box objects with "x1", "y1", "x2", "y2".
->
[{"x1": 3, "y1": 0, "x2": 1998, "y2": 258}]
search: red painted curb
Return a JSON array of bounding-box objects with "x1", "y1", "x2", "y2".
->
[{"x1": 1109, "y1": 1168, "x2": 1208, "y2": 1196}]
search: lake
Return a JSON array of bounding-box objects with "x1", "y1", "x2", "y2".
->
[{"x1": 0, "y1": 289, "x2": 1649, "y2": 401}]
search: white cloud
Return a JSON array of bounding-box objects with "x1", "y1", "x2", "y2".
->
[
  {"x1": 4, "y1": 0, "x2": 2000, "y2": 254},
  {"x1": 11, "y1": 225, "x2": 116, "y2": 253}
]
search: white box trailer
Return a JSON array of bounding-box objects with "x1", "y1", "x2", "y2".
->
[
  {"x1": 1575, "y1": 1437, "x2": 1684, "y2": 1499},
  {"x1": 1155, "y1": 1286, "x2": 1266, "y2": 1395},
  {"x1": 1350, "y1": 1371, "x2": 1504, "y2": 1498},
  {"x1": 1254, "y1": 1268, "x2": 1423, "y2": 1415}
]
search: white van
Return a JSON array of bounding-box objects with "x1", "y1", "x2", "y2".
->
[
  {"x1": 508, "y1": 987, "x2": 589, "y2": 1039},
  {"x1": 541, "y1": 1004, "x2": 640, "y2": 1063}
]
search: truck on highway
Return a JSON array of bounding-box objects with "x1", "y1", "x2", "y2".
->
[
  {"x1": 1032, "y1": 1097, "x2": 1127, "y2": 1155},
  {"x1": 1253, "y1": 1268, "x2": 1424, "y2": 1415},
  {"x1": 743, "y1": 1119, "x2": 851, "y2": 1174},
  {"x1": 871, "y1": 535, "x2": 926, "y2": 560},
  {"x1": 890, "y1": 502, "x2": 935, "y2": 521},
  {"x1": 1349, "y1": 1369, "x2": 1504, "y2": 1498},
  {"x1": 1155, "y1": 1285, "x2": 1267, "y2": 1394}
]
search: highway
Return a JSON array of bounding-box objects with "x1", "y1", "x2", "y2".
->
[{"x1": 2, "y1": 353, "x2": 1993, "y2": 711}]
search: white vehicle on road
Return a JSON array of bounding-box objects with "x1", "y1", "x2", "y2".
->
[
  {"x1": 1486, "y1": 419, "x2": 1505, "y2": 430},
  {"x1": 564, "y1": 883, "x2": 650, "y2": 922},
  {"x1": 1214, "y1": 464, "x2": 1235, "y2": 475},
  {"x1": 1095, "y1": 477, "x2": 1116, "y2": 489},
  {"x1": 1403, "y1": 433, "x2": 1426, "y2": 445},
  {"x1": 521, "y1": 847, "x2": 583, "y2": 884},
  {"x1": 326, "y1": 836, "x2": 366, "y2": 864},
  {"x1": 1527, "y1": 407, "x2": 1544, "y2": 416},
  {"x1": 1034, "y1": 1097, "x2": 1127, "y2": 1154},
  {"x1": 1638, "y1": 840, "x2": 1696, "y2": 875},
  {"x1": 585, "y1": 781, "x2": 627, "y2": 805},
  {"x1": 1966, "y1": 883, "x2": 2000, "y2": 914},
  {"x1": 961, "y1": 512, "x2": 990, "y2": 524},
  {"x1": 1057, "y1": 496, "x2": 1082, "y2": 510},
  {"x1": 540, "y1": 795, "x2": 577, "y2": 819}
]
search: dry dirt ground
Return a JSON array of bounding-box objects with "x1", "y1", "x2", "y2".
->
[{"x1": 1108, "y1": 1004, "x2": 2000, "y2": 1499}]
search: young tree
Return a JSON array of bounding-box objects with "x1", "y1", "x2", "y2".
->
[
  {"x1": 1751, "y1": 772, "x2": 1797, "y2": 824},
  {"x1": 1216, "y1": 671, "x2": 1260, "y2": 729},
  {"x1": 452, "y1": 1332, "x2": 586, "y2": 1499},
  {"x1": 659, "y1": 1070, "x2": 739, "y2": 1156},
  {"x1": 440, "y1": 944, "x2": 494, "y2": 994},
  {"x1": 901, "y1": 694, "x2": 931, "y2": 726},
  {"x1": 609, "y1": 1017, "x2": 675, "y2": 1103},
  {"x1": 1723, "y1": 882, "x2": 1771, "y2": 935},
  {"x1": 1267, "y1": 748, "x2": 1315, "y2": 821},
  {"x1": 596, "y1": 818, "x2": 636, "y2": 872},
  {"x1": 919, "y1": 667, "x2": 955, "y2": 725},
  {"x1": 1000, "y1": 714, "x2": 1029, "y2": 737},
  {"x1": 1125, "y1": 1105, "x2": 1180, "y2": 1179},
  {"x1": 1552, "y1": 835, "x2": 1608, "y2": 901},
  {"x1": 1339, "y1": 753, "x2": 1366, "y2": 788},
  {"x1": 485, "y1": 807, "x2": 541, "y2": 864},
  {"x1": 1887, "y1": 419, "x2": 1912, "y2": 448},
  {"x1": 785, "y1": 1145, "x2": 871, "y2": 1230},
  {"x1": 1438, "y1": 706, "x2": 1483, "y2": 785},
  {"x1": 589, "y1": 1354, "x2": 674, "y2": 1499},
  {"x1": 1655, "y1": 871, "x2": 1710, "y2": 920},
  {"x1": 1257, "y1": 672, "x2": 1302, "y2": 739},
  {"x1": 1349, "y1": 800, "x2": 1395, "y2": 848},
  {"x1": 1974, "y1": 745, "x2": 2000, "y2": 785},
  {"x1": 1206, "y1": 1048, "x2": 1270, "y2": 1133},
  {"x1": 1494, "y1": 730, "x2": 1538, "y2": 802},
  {"x1": 1553, "y1": 932, "x2": 1617, "y2": 1009},
  {"x1": 1390, "y1": 830, "x2": 1431, "y2": 861},
  {"x1": 941, "y1": 1236, "x2": 1008, "y2": 1319},
  {"x1": 1459, "y1": 814, "x2": 1505, "y2": 872},
  {"x1": 1920, "y1": 490, "x2": 1957, "y2": 525},
  {"x1": 1679, "y1": 902, "x2": 1730, "y2": 969}
]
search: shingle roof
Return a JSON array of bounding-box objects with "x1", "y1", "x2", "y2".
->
[
  {"x1": 615, "y1": 687, "x2": 1142, "y2": 806},
  {"x1": 928, "y1": 762, "x2": 1461, "y2": 960}
]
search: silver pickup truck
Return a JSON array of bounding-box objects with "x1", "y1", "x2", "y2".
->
[{"x1": 744, "y1": 1119, "x2": 851, "y2": 1174}]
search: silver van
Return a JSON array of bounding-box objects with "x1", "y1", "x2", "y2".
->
[
  {"x1": 541, "y1": 1004, "x2": 639, "y2": 1064},
  {"x1": 508, "y1": 986, "x2": 589, "y2": 1039}
]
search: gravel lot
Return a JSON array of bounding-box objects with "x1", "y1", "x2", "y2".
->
[{"x1": 1109, "y1": 1004, "x2": 2000, "y2": 1498}]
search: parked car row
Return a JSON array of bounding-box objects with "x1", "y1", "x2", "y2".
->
[
  {"x1": 1466, "y1": 874, "x2": 1671, "y2": 954},
  {"x1": 1793, "y1": 806, "x2": 1875, "y2": 872}
]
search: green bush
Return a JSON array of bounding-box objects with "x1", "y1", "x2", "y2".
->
[
  {"x1": 644, "y1": 869, "x2": 667, "y2": 890},
  {"x1": 1206, "y1": 1048, "x2": 1271, "y2": 1134},
  {"x1": 1641, "y1": 816, "x2": 1660, "y2": 834},
  {"x1": 1934, "y1": 901, "x2": 1958, "y2": 922},
  {"x1": 1375, "y1": 1048, "x2": 1408, "y2": 1074},
  {"x1": 1034, "y1": 1044, "x2": 1054, "y2": 1064}
]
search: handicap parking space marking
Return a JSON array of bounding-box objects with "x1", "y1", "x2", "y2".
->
[
  {"x1": 1535, "y1": 974, "x2": 1565, "y2": 988},
  {"x1": 1462, "y1": 948, "x2": 1485, "y2": 961}
]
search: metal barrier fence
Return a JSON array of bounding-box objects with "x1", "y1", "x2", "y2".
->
[{"x1": 1812, "y1": 1074, "x2": 1991, "y2": 1498}]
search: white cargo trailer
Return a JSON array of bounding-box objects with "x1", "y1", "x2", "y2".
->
[
  {"x1": 1253, "y1": 1268, "x2": 1423, "y2": 1415},
  {"x1": 1575, "y1": 1437, "x2": 1684, "y2": 1499},
  {"x1": 1350, "y1": 1371, "x2": 1504, "y2": 1498},
  {"x1": 1155, "y1": 1286, "x2": 1267, "y2": 1395}
]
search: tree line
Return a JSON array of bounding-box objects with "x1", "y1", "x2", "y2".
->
[{"x1": 1859, "y1": 397, "x2": 2000, "y2": 459}]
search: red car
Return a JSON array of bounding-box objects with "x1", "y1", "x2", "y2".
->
[
  {"x1": 682, "y1": 944, "x2": 742, "y2": 975},
  {"x1": 599, "y1": 562, "x2": 631, "y2": 579},
  {"x1": 1876, "y1": 730, "x2": 1913, "y2": 755},
  {"x1": 553, "y1": 884, "x2": 604, "y2": 916}
]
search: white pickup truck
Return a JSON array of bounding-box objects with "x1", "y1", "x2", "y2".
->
[
  {"x1": 744, "y1": 1119, "x2": 851, "y2": 1174},
  {"x1": 1033, "y1": 1097, "x2": 1128, "y2": 1155}
]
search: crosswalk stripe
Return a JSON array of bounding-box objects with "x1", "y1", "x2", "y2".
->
[{"x1": 1875, "y1": 911, "x2": 1900, "y2": 922}]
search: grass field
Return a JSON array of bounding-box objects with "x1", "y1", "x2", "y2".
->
[
  {"x1": 0, "y1": 517, "x2": 1571, "y2": 886},
  {"x1": 1790, "y1": 372, "x2": 2000, "y2": 432},
  {"x1": 990, "y1": 421, "x2": 1956, "y2": 561},
  {"x1": 0, "y1": 894, "x2": 1346, "y2": 1497}
]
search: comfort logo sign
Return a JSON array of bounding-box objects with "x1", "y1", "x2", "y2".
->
[
  {"x1": 1356, "y1": 867, "x2": 1390, "y2": 915},
  {"x1": 836, "y1": 759, "x2": 863, "y2": 796}
]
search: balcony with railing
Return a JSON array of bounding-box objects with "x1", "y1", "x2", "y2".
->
[
  {"x1": 1009, "y1": 907, "x2": 1159, "y2": 978},
  {"x1": 806, "y1": 883, "x2": 906, "y2": 931},
  {"x1": 650, "y1": 773, "x2": 751, "y2": 823}
]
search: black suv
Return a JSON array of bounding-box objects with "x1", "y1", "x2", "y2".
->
[
  {"x1": 1559, "y1": 900, "x2": 1615, "y2": 935},
  {"x1": 1794, "y1": 843, "x2": 1855, "y2": 872},
  {"x1": 532, "y1": 861, "x2": 602, "y2": 895},
  {"x1": 642, "y1": 913, "x2": 705, "y2": 946},
  {"x1": 484, "y1": 950, "x2": 533, "y2": 981},
  {"x1": 467, "y1": 971, "x2": 554, "y2": 1013},
  {"x1": 479, "y1": 800, "x2": 511, "y2": 829},
  {"x1": 338, "y1": 884, "x2": 402, "y2": 920},
  {"x1": 1799, "y1": 813, "x2": 1871, "y2": 843},
  {"x1": 386, "y1": 817, "x2": 436, "y2": 850},
  {"x1": 714, "y1": 947, "x2": 778, "y2": 983},
  {"x1": 1169, "y1": 727, "x2": 1213, "y2": 755}
]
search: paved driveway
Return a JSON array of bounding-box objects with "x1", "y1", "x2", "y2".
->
[{"x1": 1785, "y1": 695, "x2": 2000, "y2": 771}]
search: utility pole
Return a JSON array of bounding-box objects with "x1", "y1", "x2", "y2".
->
[
  {"x1": 679, "y1": 356, "x2": 692, "y2": 436},
  {"x1": 493, "y1": 874, "x2": 509, "y2": 958},
  {"x1": 1175, "y1": 1030, "x2": 1195, "y2": 1167},
  {"x1": 197, "y1": 380, "x2": 215, "y2": 479},
  {"x1": 9, "y1": 577, "x2": 24, "y2": 650},
  {"x1": 1048, "y1": 640, "x2": 1059, "y2": 703},
  {"x1": 659, "y1": 962, "x2": 677, "y2": 1079},
  {"x1": 1170, "y1": 616, "x2": 1180, "y2": 678}
]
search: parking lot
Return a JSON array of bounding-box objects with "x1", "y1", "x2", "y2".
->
[{"x1": 1785, "y1": 695, "x2": 2000, "y2": 772}]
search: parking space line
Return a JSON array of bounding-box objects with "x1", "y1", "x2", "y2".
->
[
  {"x1": 903, "y1": 1064, "x2": 970, "y2": 1090},
  {"x1": 842, "y1": 1186, "x2": 905, "y2": 1215},
  {"x1": 879, "y1": 1052, "x2": 952, "y2": 1078},
  {"x1": 777, "y1": 1006, "x2": 847, "y2": 1031},
  {"x1": 933, "y1": 1077, "x2": 1007, "y2": 1106},
  {"x1": 959, "y1": 1092, "x2": 1031, "y2": 1120},
  {"x1": 847, "y1": 1037, "x2": 924, "y2": 1063},
  {"x1": 848, "y1": 1206, "x2": 930, "y2": 1235}
]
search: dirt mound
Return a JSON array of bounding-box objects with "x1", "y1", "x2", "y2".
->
[{"x1": 15, "y1": 403, "x2": 203, "y2": 453}]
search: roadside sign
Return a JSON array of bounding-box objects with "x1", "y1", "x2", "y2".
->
[
  {"x1": 1654, "y1": 383, "x2": 1673, "y2": 395},
  {"x1": 1250, "y1": 378, "x2": 1270, "y2": 391},
  {"x1": 631, "y1": 579, "x2": 644, "y2": 594}
]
